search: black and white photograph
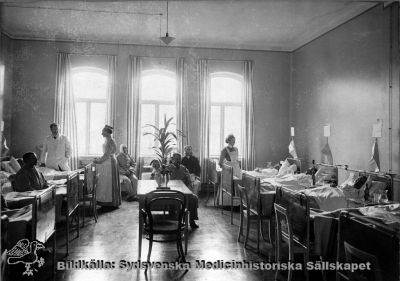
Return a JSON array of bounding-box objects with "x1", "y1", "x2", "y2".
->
[{"x1": 0, "y1": 0, "x2": 399, "y2": 280}]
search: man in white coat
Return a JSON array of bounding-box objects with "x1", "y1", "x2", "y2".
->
[{"x1": 40, "y1": 123, "x2": 72, "y2": 171}]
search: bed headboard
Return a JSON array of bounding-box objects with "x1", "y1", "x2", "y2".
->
[{"x1": 321, "y1": 163, "x2": 394, "y2": 200}]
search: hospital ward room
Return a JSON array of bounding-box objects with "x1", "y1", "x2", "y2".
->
[{"x1": 0, "y1": 1, "x2": 400, "y2": 281}]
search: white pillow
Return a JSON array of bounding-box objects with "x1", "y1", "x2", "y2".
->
[
  {"x1": 277, "y1": 160, "x2": 291, "y2": 176},
  {"x1": 368, "y1": 181, "x2": 387, "y2": 200},
  {"x1": 0, "y1": 171, "x2": 11, "y2": 180},
  {"x1": 315, "y1": 166, "x2": 337, "y2": 185},
  {"x1": 1, "y1": 161, "x2": 16, "y2": 174},
  {"x1": 9, "y1": 157, "x2": 21, "y2": 172}
]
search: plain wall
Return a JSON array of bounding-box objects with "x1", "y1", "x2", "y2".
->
[
  {"x1": 8, "y1": 39, "x2": 291, "y2": 167},
  {"x1": 291, "y1": 4, "x2": 400, "y2": 175}
]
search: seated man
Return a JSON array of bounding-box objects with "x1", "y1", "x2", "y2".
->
[
  {"x1": 116, "y1": 144, "x2": 138, "y2": 202},
  {"x1": 181, "y1": 145, "x2": 201, "y2": 196},
  {"x1": 15, "y1": 152, "x2": 48, "y2": 192},
  {"x1": 168, "y1": 153, "x2": 199, "y2": 229}
]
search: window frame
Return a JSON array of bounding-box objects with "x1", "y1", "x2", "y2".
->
[
  {"x1": 139, "y1": 69, "x2": 177, "y2": 157},
  {"x1": 72, "y1": 67, "x2": 108, "y2": 156},
  {"x1": 209, "y1": 72, "x2": 244, "y2": 159}
]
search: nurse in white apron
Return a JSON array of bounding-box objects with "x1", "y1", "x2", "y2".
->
[
  {"x1": 93, "y1": 125, "x2": 121, "y2": 208},
  {"x1": 219, "y1": 134, "x2": 242, "y2": 179}
]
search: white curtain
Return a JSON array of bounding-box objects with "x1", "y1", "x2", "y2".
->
[
  {"x1": 241, "y1": 60, "x2": 255, "y2": 171},
  {"x1": 176, "y1": 57, "x2": 189, "y2": 153},
  {"x1": 54, "y1": 53, "x2": 79, "y2": 170},
  {"x1": 198, "y1": 59, "x2": 210, "y2": 183},
  {"x1": 127, "y1": 56, "x2": 142, "y2": 161},
  {"x1": 106, "y1": 55, "x2": 117, "y2": 127}
]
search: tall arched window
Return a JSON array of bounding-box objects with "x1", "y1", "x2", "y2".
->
[
  {"x1": 72, "y1": 67, "x2": 108, "y2": 155},
  {"x1": 209, "y1": 72, "x2": 244, "y2": 157},
  {"x1": 140, "y1": 69, "x2": 176, "y2": 156}
]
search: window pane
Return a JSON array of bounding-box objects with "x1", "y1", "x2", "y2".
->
[
  {"x1": 72, "y1": 70, "x2": 108, "y2": 99},
  {"x1": 89, "y1": 103, "x2": 106, "y2": 155},
  {"x1": 141, "y1": 72, "x2": 176, "y2": 101},
  {"x1": 210, "y1": 76, "x2": 243, "y2": 103},
  {"x1": 210, "y1": 106, "x2": 221, "y2": 156},
  {"x1": 140, "y1": 104, "x2": 156, "y2": 156},
  {"x1": 76, "y1": 102, "x2": 87, "y2": 156},
  {"x1": 224, "y1": 106, "x2": 242, "y2": 157}
]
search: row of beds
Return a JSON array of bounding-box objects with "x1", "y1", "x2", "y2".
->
[
  {"x1": 1, "y1": 161, "x2": 97, "y2": 280},
  {"x1": 208, "y1": 158, "x2": 398, "y2": 281}
]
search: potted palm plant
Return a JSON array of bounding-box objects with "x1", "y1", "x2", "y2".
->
[{"x1": 143, "y1": 115, "x2": 185, "y2": 187}]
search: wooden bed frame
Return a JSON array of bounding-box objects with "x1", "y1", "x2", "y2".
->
[
  {"x1": 5, "y1": 185, "x2": 57, "y2": 279},
  {"x1": 337, "y1": 210, "x2": 399, "y2": 281},
  {"x1": 63, "y1": 171, "x2": 80, "y2": 256}
]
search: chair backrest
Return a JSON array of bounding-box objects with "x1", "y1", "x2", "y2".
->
[
  {"x1": 144, "y1": 190, "x2": 186, "y2": 229},
  {"x1": 338, "y1": 211, "x2": 399, "y2": 281},
  {"x1": 275, "y1": 186, "x2": 310, "y2": 248},
  {"x1": 145, "y1": 190, "x2": 186, "y2": 210},
  {"x1": 66, "y1": 172, "x2": 80, "y2": 216},
  {"x1": 238, "y1": 184, "x2": 248, "y2": 209},
  {"x1": 33, "y1": 186, "x2": 56, "y2": 243},
  {"x1": 208, "y1": 159, "x2": 218, "y2": 184},
  {"x1": 84, "y1": 163, "x2": 97, "y2": 196},
  {"x1": 344, "y1": 241, "x2": 383, "y2": 281},
  {"x1": 221, "y1": 164, "x2": 233, "y2": 194},
  {"x1": 274, "y1": 202, "x2": 292, "y2": 242}
]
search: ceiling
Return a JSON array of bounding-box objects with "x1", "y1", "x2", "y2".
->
[{"x1": 1, "y1": 1, "x2": 377, "y2": 51}]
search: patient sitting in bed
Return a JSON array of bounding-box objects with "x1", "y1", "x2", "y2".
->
[{"x1": 15, "y1": 152, "x2": 48, "y2": 192}]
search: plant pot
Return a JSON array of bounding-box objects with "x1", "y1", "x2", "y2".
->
[
  {"x1": 161, "y1": 174, "x2": 169, "y2": 187},
  {"x1": 154, "y1": 173, "x2": 162, "y2": 187}
]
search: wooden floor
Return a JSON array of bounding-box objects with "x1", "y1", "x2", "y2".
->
[{"x1": 51, "y1": 195, "x2": 331, "y2": 281}]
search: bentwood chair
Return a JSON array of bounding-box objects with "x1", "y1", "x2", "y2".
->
[
  {"x1": 274, "y1": 187, "x2": 312, "y2": 281},
  {"x1": 207, "y1": 159, "x2": 219, "y2": 206},
  {"x1": 237, "y1": 183, "x2": 260, "y2": 249},
  {"x1": 221, "y1": 164, "x2": 240, "y2": 225},
  {"x1": 237, "y1": 173, "x2": 274, "y2": 253},
  {"x1": 81, "y1": 163, "x2": 98, "y2": 227},
  {"x1": 141, "y1": 190, "x2": 188, "y2": 264}
]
